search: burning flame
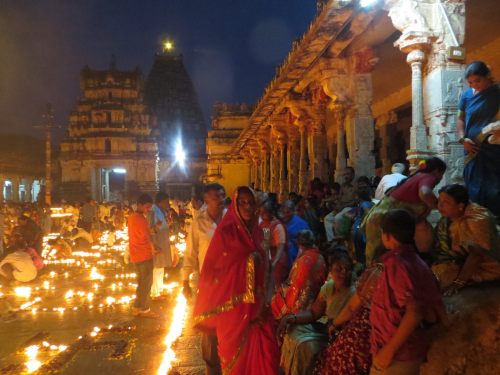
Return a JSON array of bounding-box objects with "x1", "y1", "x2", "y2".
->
[{"x1": 157, "y1": 292, "x2": 188, "y2": 374}]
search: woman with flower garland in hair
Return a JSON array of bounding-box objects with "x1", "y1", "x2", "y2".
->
[{"x1": 362, "y1": 157, "x2": 446, "y2": 265}]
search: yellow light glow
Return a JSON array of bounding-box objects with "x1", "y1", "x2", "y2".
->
[
  {"x1": 14, "y1": 287, "x2": 32, "y2": 298},
  {"x1": 90, "y1": 267, "x2": 104, "y2": 281},
  {"x1": 164, "y1": 41, "x2": 174, "y2": 51},
  {"x1": 25, "y1": 345, "x2": 41, "y2": 373},
  {"x1": 157, "y1": 291, "x2": 188, "y2": 374}
]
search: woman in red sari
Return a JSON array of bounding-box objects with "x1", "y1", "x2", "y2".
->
[
  {"x1": 194, "y1": 186, "x2": 279, "y2": 375},
  {"x1": 272, "y1": 229, "x2": 327, "y2": 320},
  {"x1": 260, "y1": 200, "x2": 289, "y2": 287}
]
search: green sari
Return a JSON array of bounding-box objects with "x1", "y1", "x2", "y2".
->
[{"x1": 362, "y1": 196, "x2": 429, "y2": 265}]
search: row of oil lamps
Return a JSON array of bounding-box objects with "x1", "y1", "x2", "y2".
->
[{"x1": 0, "y1": 226, "x2": 189, "y2": 373}]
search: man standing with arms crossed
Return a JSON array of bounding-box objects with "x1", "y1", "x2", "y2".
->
[
  {"x1": 128, "y1": 193, "x2": 158, "y2": 318},
  {"x1": 182, "y1": 183, "x2": 226, "y2": 375}
]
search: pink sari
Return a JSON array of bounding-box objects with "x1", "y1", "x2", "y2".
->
[{"x1": 194, "y1": 187, "x2": 279, "y2": 375}]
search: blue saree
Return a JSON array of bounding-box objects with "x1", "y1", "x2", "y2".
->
[{"x1": 459, "y1": 84, "x2": 500, "y2": 218}]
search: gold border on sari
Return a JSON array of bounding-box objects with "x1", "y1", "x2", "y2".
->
[{"x1": 194, "y1": 254, "x2": 256, "y2": 325}]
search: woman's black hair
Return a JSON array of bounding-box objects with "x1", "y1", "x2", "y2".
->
[
  {"x1": 261, "y1": 200, "x2": 278, "y2": 217},
  {"x1": 419, "y1": 156, "x2": 447, "y2": 174},
  {"x1": 327, "y1": 250, "x2": 353, "y2": 271},
  {"x1": 357, "y1": 187, "x2": 372, "y2": 201},
  {"x1": 380, "y1": 209, "x2": 416, "y2": 245},
  {"x1": 438, "y1": 184, "x2": 469, "y2": 205},
  {"x1": 357, "y1": 176, "x2": 371, "y2": 186},
  {"x1": 465, "y1": 61, "x2": 491, "y2": 78},
  {"x1": 297, "y1": 229, "x2": 316, "y2": 248}
]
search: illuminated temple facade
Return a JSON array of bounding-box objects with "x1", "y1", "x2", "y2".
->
[
  {"x1": 206, "y1": 0, "x2": 500, "y2": 197},
  {"x1": 60, "y1": 62, "x2": 159, "y2": 202},
  {"x1": 60, "y1": 52, "x2": 207, "y2": 202}
]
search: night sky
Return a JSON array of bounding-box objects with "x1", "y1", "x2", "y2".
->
[{"x1": 0, "y1": 0, "x2": 317, "y2": 142}]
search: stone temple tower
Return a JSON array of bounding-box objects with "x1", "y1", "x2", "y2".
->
[
  {"x1": 145, "y1": 51, "x2": 207, "y2": 198},
  {"x1": 60, "y1": 60, "x2": 159, "y2": 202}
]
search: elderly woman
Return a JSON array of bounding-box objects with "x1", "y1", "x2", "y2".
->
[
  {"x1": 433, "y1": 184, "x2": 500, "y2": 295},
  {"x1": 278, "y1": 249, "x2": 355, "y2": 375}
]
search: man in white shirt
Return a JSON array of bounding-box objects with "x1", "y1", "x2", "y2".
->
[
  {"x1": 182, "y1": 183, "x2": 226, "y2": 375},
  {"x1": 374, "y1": 163, "x2": 407, "y2": 200}
]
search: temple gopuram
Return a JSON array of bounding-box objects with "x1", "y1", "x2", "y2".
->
[
  {"x1": 207, "y1": 0, "x2": 500, "y2": 197},
  {"x1": 145, "y1": 52, "x2": 207, "y2": 199},
  {"x1": 59, "y1": 47, "x2": 208, "y2": 202},
  {"x1": 59, "y1": 60, "x2": 158, "y2": 202}
]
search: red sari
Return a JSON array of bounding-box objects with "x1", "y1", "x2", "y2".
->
[
  {"x1": 271, "y1": 247, "x2": 326, "y2": 320},
  {"x1": 194, "y1": 187, "x2": 279, "y2": 375}
]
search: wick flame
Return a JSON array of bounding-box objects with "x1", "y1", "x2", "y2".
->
[{"x1": 25, "y1": 345, "x2": 41, "y2": 373}]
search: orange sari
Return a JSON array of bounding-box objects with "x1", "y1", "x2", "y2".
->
[{"x1": 194, "y1": 187, "x2": 279, "y2": 375}]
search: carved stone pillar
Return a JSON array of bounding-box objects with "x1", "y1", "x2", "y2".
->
[
  {"x1": 308, "y1": 122, "x2": 327, "y2": 181},
  {"x1": 333, "y1": 107, "x2": 347, "y2": 183},
  {"x1": 409, "y1": 49, "x2": 428, "y2": 150},
  {"x1": 298, "y1": 123, "x2": 309, "y2": 194},
  {"x1": 277, "y1": 136, "x2": 288, "y2": 198},
  {"x1": 264, "y1": 158, "x2": 269, "y2": 191},
  {"x1": 386, "y1": 0, "x2": 467, "y2": 179},
  {"x1": 345, "y1": 49, "x2": 377, "y2": 177},
  {"x1": 270, "y1": 143, "x2": 280, "y2": 193},
  {"x1": 259, "y1": 142, "x2": 270, "y2": 192},
  {"x1": 298, "y1": 124, "x2": 309, "y2": 193},
  {"x1": 253, "y1": 156, "x2": 261, "y2": 190},
  {"x1": 287, "y1": 132, "x2": 300, "y2": 193}
]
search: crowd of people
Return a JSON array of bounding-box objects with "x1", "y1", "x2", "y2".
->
[
  {"x1": 0, "y1": 197, "x2": 193, "y2": 289},
  {"x1": 186, "y1": 61, "x2": 499, "y2": 375},
  {"x1": 0, "y1": 60, "x2": 498, "y2": 374}
]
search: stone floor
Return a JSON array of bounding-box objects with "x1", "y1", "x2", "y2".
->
[{"x1": 0, "y1": 238, "x2": 204, "y2": 375}]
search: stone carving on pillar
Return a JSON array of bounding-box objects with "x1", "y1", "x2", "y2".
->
[
  {"x1": 298, "y1": 123, "x2": 309, "y2": 195},
  {"x1": 385, "y1": 0, "x2": 433, "y2": 162},
  {"x1": 331, "y1": 105, "x2": 348, "y2": 183},
  {"x1": 406, "y1": 49, "x2": 431, "y2": 164},
  {"x1": 308, "y1": 120, "x2": 327, "y2": 182},
  {"x1": 276, "y1": 134, "x2": 288, "y2": 199},
  {"x1": 318, "y1": 58, "x2": 352, "y2": 107},
  {"x1": 385, "y1": 0, "x2": 467, "y2": 178}
]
